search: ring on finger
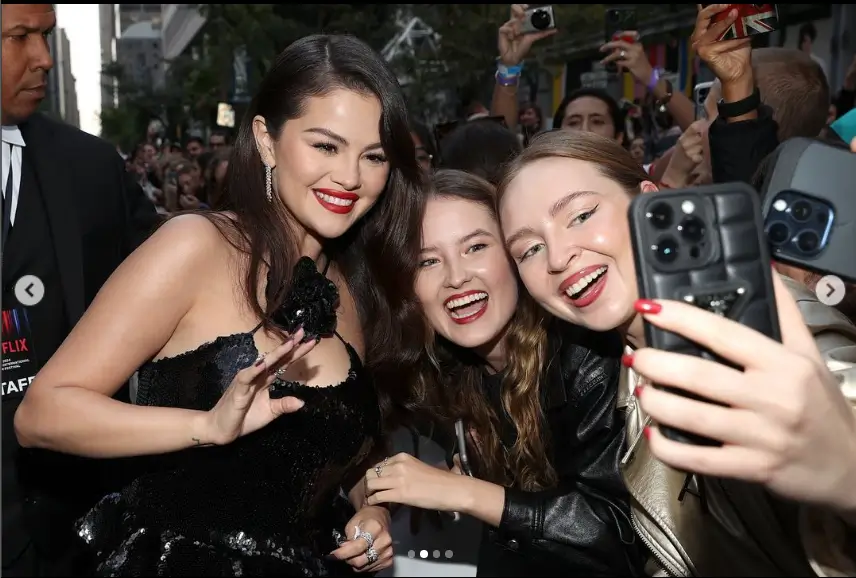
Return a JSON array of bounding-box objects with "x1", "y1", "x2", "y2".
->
[
  {"x1": 366, "y1": 547, "x2": 379, "y2": 565},
  {"x1": 374, "y1": 456, "x2": 389, "y2": 478},
  {"x1": 619, "y1": 49, "x2": 627, "y2": 59},
  {"x1": 353, "y1": 525, "x2": 374, "y2": 549}
]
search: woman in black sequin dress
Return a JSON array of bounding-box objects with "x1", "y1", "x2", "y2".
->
[{"x1": 14, "y1": 34, "x2": 426, "y2": 576}]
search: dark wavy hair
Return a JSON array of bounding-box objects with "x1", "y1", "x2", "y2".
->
[
  {"x1": 412, "y1": 170, "x2": 556, "y2": 491},
  {"x1": 209, "y1": 34, "x2": 427, "y2": 426}
]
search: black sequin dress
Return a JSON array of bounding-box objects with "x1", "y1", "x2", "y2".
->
[{"x1": 75, "y1": 260, "x2": 382, "y2": 577}]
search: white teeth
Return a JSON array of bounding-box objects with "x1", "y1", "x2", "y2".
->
[
  {"x1": 565, "y1": 266, "x2": 607, "y2": 298},
  {"x1": 315, "y1": 191, "x2": 355, "y2": 206},
  {"x1": 445, "y1": 292, "x2": 488, "y2": 314}
]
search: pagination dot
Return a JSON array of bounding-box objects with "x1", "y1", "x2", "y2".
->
[
  {"x1": 444, "y1": 549, "x2": 453, "y2": 559},
  {"x1": 419, "y1": 550, "x2": 428, "y2": 559}
]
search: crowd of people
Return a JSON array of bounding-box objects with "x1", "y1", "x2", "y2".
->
[
  {"x1": 123, "y1": 131, "x2": 232, "y2": 214},
  {"x1": 2, "y1": 3, "x2": 855, "y2": 578}
]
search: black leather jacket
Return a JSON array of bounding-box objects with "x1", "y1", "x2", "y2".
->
[{"x1": 464, "y1": 320, "x2": 646, "y2": 577}]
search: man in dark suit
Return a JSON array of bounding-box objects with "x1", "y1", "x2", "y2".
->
[{"x1": 2, "y1": 5, "x2": 159, "y2": 575}]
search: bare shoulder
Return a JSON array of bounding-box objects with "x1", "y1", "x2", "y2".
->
[{"x1": 141, "y1": 212, "x2": 238, "y2": 263}]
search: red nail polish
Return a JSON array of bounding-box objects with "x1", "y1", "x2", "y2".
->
[
  {"x1": 621, "y1": 353, "x2": 635, "y2": 368},
  {"x1": 634, "y1": 299, "x2": 662, "y2": 314},
  {"x1": 634, "y1": 385, "x2": 643, "y2": 398},
  {"x1": 643, "y1": 426, "x2": 651, "y2": 440},
  {"x1": 254, "y1": 357, "x2": 266, "y2": 367}
]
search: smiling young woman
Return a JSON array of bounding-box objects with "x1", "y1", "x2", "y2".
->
[
  {"x1": 495, "y1": 128, "x2": 856, "y2": 576},
  {"x1": 361, "y1": 170, "x2": 646, "y2": 577}
]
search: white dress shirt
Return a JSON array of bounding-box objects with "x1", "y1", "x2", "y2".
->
[{"x1": 2, "y1": 125, "x2": 26, "y2": 226}]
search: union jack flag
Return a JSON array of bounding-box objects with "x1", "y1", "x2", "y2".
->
[{"x1": 713, "y1": 4, "x2": 779, "y2": 41}]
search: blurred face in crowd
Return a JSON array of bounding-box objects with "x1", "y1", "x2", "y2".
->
[
  {"x1": 253, "y1": 88, "x2": 390, "y2": 241},
  {"x1": 178, "y1": 171, "x2": 198, "y2": 196},
  {"x1": 411, "y1": 131, "x2": 433, "y2": 172},
  {"x1": 186, "y1": 139, "x2": 204, "y2": 158},
  {"x1": 501, "y1": 157, "x2": 656, "y2": 332},
  {"x1": 209, "y1": 134, "x2": 227, "y2": 149},
  {"x1": 1, "y1": 4, "x2": 54, "y2": 125},
  {"x1": 415, "y1": 196, "x2": 518, "y2": 351},
  {"x1": 629, "y1": 137, "x2": 645, "y2": 163},
  {"x1": 142, "y1": 144, "x2": 157, "y2": 166},
  {"x1": 519, "y1": 106, "x2": 540, "y2": 130},
  {"x1": 559, "y1": 96, "x2": 621, "y2": 143}
]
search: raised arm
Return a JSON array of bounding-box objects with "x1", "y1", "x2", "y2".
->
[{"x1": 490, "y1": 4, "x2": 556, "y2": 131}]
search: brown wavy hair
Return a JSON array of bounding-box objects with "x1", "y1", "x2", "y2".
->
[
  {"x1": 498, "y1": 130, "x2": 651, "y2": 204},
  {"x1": 412, "y1": 169, "x2": 557, "y2": 491}
]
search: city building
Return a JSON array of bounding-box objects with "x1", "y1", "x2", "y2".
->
[
  {"x1": 161, "y1": 4, "x2": 206, "y2": 62},
  {"x1": 99, "y1": 4, "x2": 162, "y2": 109},
  {"x1": 116, "y1": 20, "x2": 165, "y2": 100},
  {"x1": 42, "y1": 27, "x2": 79, "y2": 128}
]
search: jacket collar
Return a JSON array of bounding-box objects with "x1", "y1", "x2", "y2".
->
[{"x1": 542, "y1": 321, "x2": 569, "y2": 410}]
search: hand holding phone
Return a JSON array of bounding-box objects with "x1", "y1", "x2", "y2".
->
[
  {"x1": 603, "y1": 7, "x2": 637, "y2": 74},
  {"x1": 705, "y1": 4, "x2": 779, "y2": 41},
  {"x1": 629, "y1": 184, "x2": 780, "y2": 446}
]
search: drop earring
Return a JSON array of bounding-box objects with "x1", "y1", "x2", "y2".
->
[{"x1": 265, "y1": 163, "x2": 273, "y2": 203}]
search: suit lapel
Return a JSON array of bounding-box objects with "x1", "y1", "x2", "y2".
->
[{"x1": 20, "y1": 114, "x2": 85, "y2": 325}]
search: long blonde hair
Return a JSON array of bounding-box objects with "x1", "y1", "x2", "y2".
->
[{"x1": 413, "y1": 170, "x2": 557, "y2": 491}]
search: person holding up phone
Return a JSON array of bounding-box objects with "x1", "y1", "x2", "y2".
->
[
  {"x1": 490, "y1": 5, "x2": 556, "y2": 136},
  {"x1": 362, "y1": 170, "x2": 646, "y2": 577},
  {"x1": 599, "y1": 31, "x2": 697, "y2": 134},
  {"x1": 497, "y1": 128, "x2": 856, "y2": 576}
]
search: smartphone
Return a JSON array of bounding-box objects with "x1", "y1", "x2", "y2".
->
[
  {"x1": 629, "y1": 183, "x2": 781, "y2": 446},
  {"x1": 693, "y1": 81, "x2": 715, "y2": 121},
  {"x1": 604, "y1": 7, "x2": 637, "y2": 74},
  {"x1": 454, "y1": 419, "x2": 474, "y2": 477},
  {"x1": 165, "y1": 169, "x2": 178, "y2": 188},
  {"x1": 521, "y1": 5, "x2": 556, "y2": 35},
  {"x1": 760, "y1": 138, "x2": 856, "y2": 284},
  {"x1": 706, "y1": 4, "x2": 779, "y2": 41}
]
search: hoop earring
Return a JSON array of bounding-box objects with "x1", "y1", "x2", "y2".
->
[{"x1": 265, "y1": 163, "x2": 273, "y2": 203}]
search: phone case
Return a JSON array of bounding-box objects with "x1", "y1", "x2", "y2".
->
[
  {"x1": 760, "y1": 138, "x2": 856, "y2": 284},
  {"x1": 707, "y1": 4, "x2": 779, "y2": 41},
  {"x1": 629, "y1": 183, "x2": 781, "y2": 445}
]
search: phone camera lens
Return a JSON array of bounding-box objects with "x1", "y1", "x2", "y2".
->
[
  {"x1": 791, "y1": 200, "x2": 812, "y2": 222},
  {"x1": 766, "y1": 222, "x2": 790, "y2": 245},
  {"x1": 646, "y1": 202, "x2": 673, "y2": 230},
  {"x1": 795, "y1": 231, "x2": 820, "y2": 254},
  {"x1": 531, "y1": 9, "x2": 551, "y2": 30},
  {"x1": 654, "y1": 236, "x2": 679, "y2": 264},
  {"x1": 678, "y1": 216, "x2": 705, "y2": 243}
]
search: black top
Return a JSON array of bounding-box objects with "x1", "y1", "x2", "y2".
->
[
  {"x1": 76, "y1": 329, "x2": 382, "y2": 577},
  {"x1": 473, "y1": 320, "x2": 646, "y2": 577}
]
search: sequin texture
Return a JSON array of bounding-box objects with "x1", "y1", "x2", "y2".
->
[{"x1": 75, "y1": 332, "x2": 382, "y2": 576}]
